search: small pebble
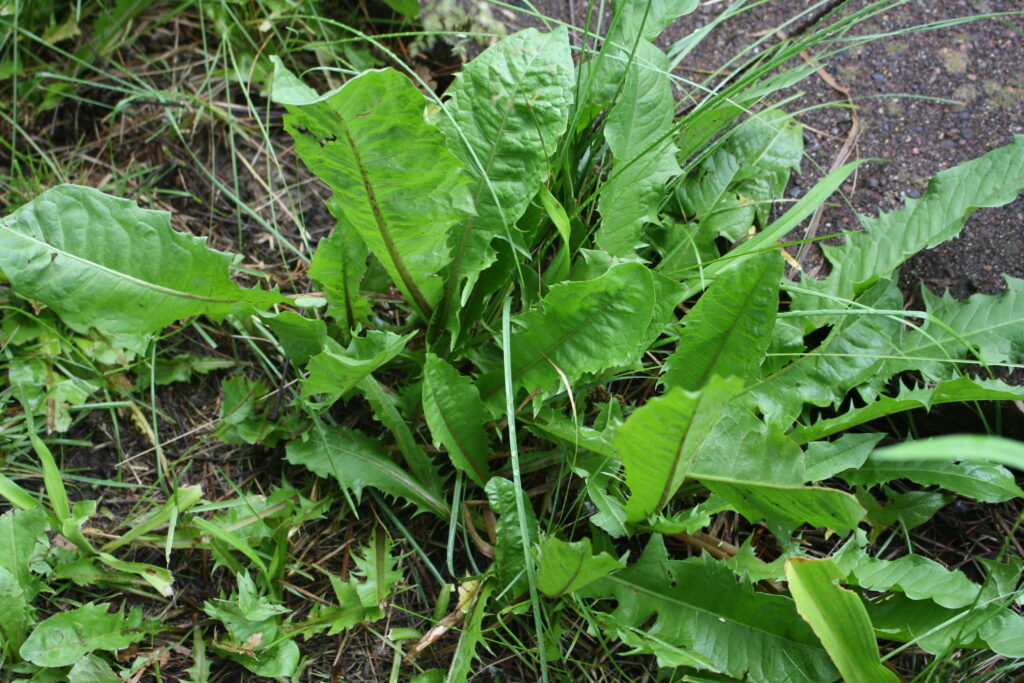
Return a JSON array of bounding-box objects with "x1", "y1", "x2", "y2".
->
[
  {"x1": 868, "y1": 177, "x2": 880, "y2": 188},
  {"x1": 872, "y1": 72, "x2": 885, "y2": 84}
]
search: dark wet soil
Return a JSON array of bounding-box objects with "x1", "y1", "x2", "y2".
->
[{"x1": 511, "y1": 0, "x2": 1024, "y2": 300}]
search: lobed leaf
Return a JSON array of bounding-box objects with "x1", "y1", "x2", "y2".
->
[
  {"x1": 832, "y1": 536, "x2": 981, "y2": 609},
  {"x1": 741, "y1": 278, "x2": 904, "y2": 428},
  {"x1": 794, "y1": 135, "x2": 1024, "y2": 310},
  {"x1": 286, "y1": 422, "x2": 450, "y2": 518},
  {"x1": 581, "y1": 536, "x2": 837, "y2": 682},
  {"x1": 301, "y1": 330, "x2": 415, "y2": 405},
  {"x1": 790, "y1": 376, "x2": 1024, "y2": 444},
  {"x1": 891, "y1": 277, "x2": 1024, "y2": 381},
  {"x1": 863, "y1": 557, "x2": 1024, "y2": 657},
  {"x1": 491, "y1": 262, "x2": 658, "y2": 400}
]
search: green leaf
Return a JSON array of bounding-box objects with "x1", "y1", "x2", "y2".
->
[
  {"x1": 216, "y1": 376, "x2": 300, "y2": 447},
  {"x1": 692, "y1": 412, "x2": 864, "y2": 533},
  {"x1": 0, "y1": 185, "x2": 286, "y2": 352},
  {"x1": 596, "y1": 41, "x2": 679, "y2": 256},
  {"x1": 204, "y1": 573, "x2": 299, "y2": 677},
  {"x1": 286, "y1": 421, "x2": 450, "y2": 518},
  {"x1": 497, "y1": 262, "x2": 656, "y2": 400},
  {"x1": 272, "y1": 61, "x2": 473, "y2": 317},
  {"x1": 308, "y1": 216, "x2": 371, "y2": 329},
  {"x1": 422, "y1": 354, "x2": 491, "y2": 487},
  {"x1": 351, "y1": 526, "x2": 402, "y2": 611},
  {"x1": 785, "y1": 558, "x2": 899, "y2": 683},
  {"x1": 804, "y1": 433, "x2": 883, "y2": 481},
  {"x1": 301, "y1": 330, "x2": 415, "y2": 405},
  {"x1": 536, "y1": 536, "x2": 623, "y2": 598},
  {"x1": 743, "y1": 278, "x2": 904, "y2": 428},
  {"x1": 621, "y1": 403, "x2": 865, "y2": 532},
  {"x1": 68, "y1": 653, "x2": 122, "y2": 683},
  {"x1": 582, "y1": 536, "x2": 836, "y2": 682},
  {"x1": 485, "y1": 477, "x2": 539, "y2": 597},
  {"x1": 137, "y1": 353, "x2": 235, "y2": 389},
  {"x1": 832, "y1": 535, "x2": 981, "y2": 609},
  {"x1": 436, "y1": 27, "x2": 574, "y2": 333},
  {"x1": 617, "y1": 375, "x2": 743, "y2": 521},
  {"x1": 871, "y1": 434, "x2": 1024, "y2": 473},
  {"x1": 860, "y1": 556, "x2": 1024, "y2": 657},
  {"x1": 315, "y1": 526, "x2": 403, "y2": 634},
  {"x1": 662, "y1": 251, "x2": 782, "y2": 391},
  {"x1": 858, "y1": 489, "x2": 952, "y2": 539},
  {"x1": 20, "y1": 603, "x2": 149, "y2": 667},
  {"x1": 672, "y1": 159, "x2": 867, "y2": 291},
  {"x1": 0, "y1": 567, "x2": 33, "y2": 658},
  {"x1": 613, "y1": 0, "x2": 699, "y2": 43},
  {"x1": 0, "y1": 507, "x2": 49, "y2": 595},
  {"x1": 676, "y1": 110, "x2": 802, "y2": 240},
  {"x1": 892, "y1": 277, "x2": 1024, "y2": 381},
  {"x1": 840, "y1": 455, "x2": 1023, "y2": 504},
  {"x1": 581, "y1": 0, "x2": 697, "y2": 116},
  {"x1": 790, "y1": 376, "x2": 1024, "y2": 444},
  {"x1": 445, "y1": 579, "x2": 492, "y2": 683},
  {"x1": 707, "y1": 481, "x2": 865, "y2": 535},
  {"x1": 795, "y1": 135, "x2": 1024, "y2": 308},
  {"x1": 262, "y1": 310, "x2": 327, "y2": 365},
  {"x1": 10, "y1": 356, "x2": 99, "y2": 432},
  {"x1": 381, "y1": 0, "x2": 417, "y2": 18},
  {"x1": 359, "y1": 374, "x2": 442, "y2": 491}
]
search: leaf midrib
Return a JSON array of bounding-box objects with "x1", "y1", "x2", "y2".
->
[
  {"x1": 1, "y1": 222, "x2": 245, "y2": 305},
  {"x1": 605, "y1": 573, "x2": 827, "y2": 651},
  {"x1": 313, "y1": 432, "x2": 449, "y2": 518}
]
